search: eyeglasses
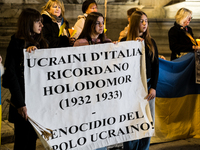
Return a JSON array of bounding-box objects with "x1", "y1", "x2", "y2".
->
[{"x1": 188, "y1": 17, "x2": 192, "y2": 21}]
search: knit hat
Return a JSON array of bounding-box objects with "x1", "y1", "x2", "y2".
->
[{"x1": 82, "y1": 0, "x2": 97, "y2": 13}]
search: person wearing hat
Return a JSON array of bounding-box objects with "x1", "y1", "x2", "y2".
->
[{"x1": 72, "y1": 0, "x2": 97, "y2": 39}]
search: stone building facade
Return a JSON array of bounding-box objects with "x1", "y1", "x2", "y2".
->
[{"x1": 0, "y1": 0, "x2": 200, "y2": 56}]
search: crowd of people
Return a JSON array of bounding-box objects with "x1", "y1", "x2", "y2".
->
[{"x1": 1, "y1": 0, "x2": 199, "y2": 150}]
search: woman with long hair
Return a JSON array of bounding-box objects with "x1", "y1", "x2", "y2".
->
[
  {"x1": 74, "y1": 12, "x2": 111, "y2": 150},
  {"x1": 74, "y1": 12, "x2": 111, "y2": 46},
  {"x1": 122, "y1": 10, "x2": 159, "y2": 150},
  {"x1": 2, "y1": 8, "x2": 48, "y2": 150}
]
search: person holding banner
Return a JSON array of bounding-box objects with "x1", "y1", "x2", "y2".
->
[
  {"x1": 41, "y1": 0, "x2": 75, "y2": 48},
  {"x1": 168, "y1": 8, "x2": 200, "y2": 60},
  {"x1": 2, "y1": 8, "x2": 48, "y2": 150},
  {"x1": 119, "y1": 8, "x2": 166, "y2": 60},
  {"x1": 72, "y1": 0, "x2": 98, "y2": 39},
  {"x1": 74, "y1": 12, "x2": 111, "y2": 46},
  {"x1": 74, "y1": 12, "x2": 111, "y2": 150},
  {"x1": 121, "y1": 10, "x2": 159, "y2": 150}
]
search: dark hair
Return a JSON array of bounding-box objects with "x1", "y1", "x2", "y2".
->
[
  {"x1": 15, "y1": 8, "x2": 48, "y2": 48},
  {"x1": 78, "y1": 12, "x2": 106, "y2": 43},
  {"x1": 127, "y1": 7, "x2": 140, "y2": 17},
  {"x1": 82, "y1": 0, "x2": 97, "y2": 13}
]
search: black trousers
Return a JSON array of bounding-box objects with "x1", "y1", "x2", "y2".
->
[{"x1": 14, "y1": 117, "x2": 38, "y2": 150}]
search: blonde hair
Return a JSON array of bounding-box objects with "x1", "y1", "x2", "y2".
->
[
  {"x1": 127, "y1": 11, "x2": 155, "y2": 60},
  {"x1": 41, "y1": 0, "x2": 65, "y2": 17},
  {"x1": 175, "y1": 8, "x2": 192, "y2": 26}
]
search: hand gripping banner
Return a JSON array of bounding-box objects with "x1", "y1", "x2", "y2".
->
[{"x1": 24, "y1": 41, "x2": 154, "y2": 150}]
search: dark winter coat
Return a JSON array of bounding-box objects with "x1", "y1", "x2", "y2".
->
[
  {"x1": 42, "y1": 14, "x2": 70, "y2": 48},
  {"x1": 3, "y1": 35, "x2": 26, "y2": 122},
  {"x1": 168, "y1": 22, "x2": 194, "y2": 60},
  {"x1": 121, "y1": 37, "x2": 159, "y2": 90},
  {"x1": 2, "y1": 35, "x2": 47, "y2": 122}
]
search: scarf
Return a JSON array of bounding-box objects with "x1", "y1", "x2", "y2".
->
[
  {"x1": 51, "y1": 14, "x2": 62, "y2": 23},
  {"x1": 181, "y1": 26, "x2": 197, "y2": 46},
  {"x1": 41, "y1": 11, "x2": 68, "y2": 37},
  {"x1": 41, "y1": 11, "x2": 62, "y2": 23}
]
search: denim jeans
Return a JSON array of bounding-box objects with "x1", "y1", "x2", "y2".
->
[
  {"x1": 123, "y1": 78, "x2": 155, "y2": 150},
  {"x1": 123, "y1": 137, "x2": 151, "y2": 150}
]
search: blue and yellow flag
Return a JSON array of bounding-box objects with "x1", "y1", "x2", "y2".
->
[
  {"x1": 58, "y1": 18, "x2": 66, "y2": 37},
  {"x1": 152, "y1": 53, "x2": 200, "y2": 143}
]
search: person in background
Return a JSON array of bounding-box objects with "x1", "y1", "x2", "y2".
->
[
  {"x1": 2, "y1": 8, "x2": 48, "y2": 150},
  {"x1": 119, "y1": 9, "x2": 166, "y2": 60},
  {"x1": 118, "y1": 7, "x2": 140, "y2": 42},
  {"x1": 0, "y1": 56, "x2": 4, "y2": 76},
  {"x1": 41, "y1": 0, "x2": 75, "y2": 48},
  {"x1": 72, "y1": 0, "x2": 97, "y2": 39},
  {"x1": 168, "y1": 7, "x2": 200, "y2": 60},
  {"x1": 74, "y1": 12, "x2": 111, "y2": 150},
  {"x1": 121, "y1": 10, "x2": 159, "y2": 150}
]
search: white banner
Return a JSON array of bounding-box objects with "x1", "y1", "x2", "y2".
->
[{"x1": 24, "y1": 41, "x2": 154, "y2": 150}]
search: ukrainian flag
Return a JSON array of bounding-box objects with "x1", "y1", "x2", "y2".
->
[
  {"x1": 58, "y1": 18, "x2": 66, "y2": 37},
  {"x1": 151, "y1": 53, "x2": 200, "y2": 143}
]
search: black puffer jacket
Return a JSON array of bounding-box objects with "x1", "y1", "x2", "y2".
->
[{"x1": 42, "y1": 14, "x2": 70, "y2": 48}]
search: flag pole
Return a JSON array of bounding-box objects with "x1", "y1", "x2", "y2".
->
[{"x1": 104, "y1": 0, "x2": 107, "y2": 31}]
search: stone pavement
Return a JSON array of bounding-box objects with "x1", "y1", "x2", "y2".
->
[
  {"x1": 1, "y1": 109, "x2": 200, "y2": 150},
  {"x1": 0, "y1": 123, "x2": 200, "y2": 150},
  {"x1": 1, "y1": 119, "x2": 200, "y2": 150}
]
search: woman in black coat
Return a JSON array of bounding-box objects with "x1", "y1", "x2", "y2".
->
[
  {"x1": 41, "y1": 0, "x2": 75, "y2": 48},
  {"x1": 3, "y1": 8, "x2": 48, "y2": 150},
  {"x1": 168, "y1": 8, "x2": 199, "y2": 60}
]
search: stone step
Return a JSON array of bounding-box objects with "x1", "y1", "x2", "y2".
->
[
  {"x1": 148, "y1": 19, "x2": 200, "y2": 28},
  {"x1": 0, "y1": 42, "x2": 9, "y2": 49},
  {"x1": 157, "y1": 44, "x2": 171, "y2": 54},
  {"x1": 0, "y1": 36, "x2": 11, "y2": 41},
  {"x1": 0, "y1": 36, "x2": 11, "y2": 48},
  {"x1": 0, "y1": 18, "x2": 18, "y2": 27},
  {"x1": 153, "y1": 38, "x2": 169, "y2": 45},
  {"x1": 0, "y1": 27, "x2": 16, "y2": 36},
  {"x1": 150, "y1": 31, "x2": 168, "y2": 37},
  {"x1": 1, "y1": 120, "x2": 15, "y2": 145}
]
